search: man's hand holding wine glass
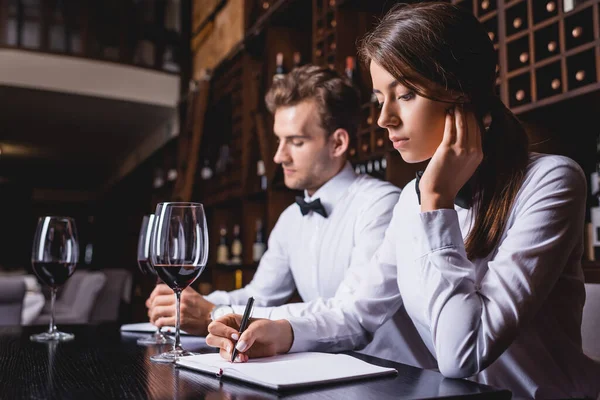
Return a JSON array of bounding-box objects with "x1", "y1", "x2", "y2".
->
[{"x1": 146, "y1": 284, "x2": 215, "y2": 336}]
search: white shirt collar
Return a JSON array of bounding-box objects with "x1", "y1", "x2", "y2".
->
[{"x1": 304, "y1": 162, "x2": 357, "y2": 216}]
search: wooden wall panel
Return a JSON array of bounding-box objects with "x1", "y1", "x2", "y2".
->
[{"x1": 192, "y1": 0, "x2": 244, "y2": 76}]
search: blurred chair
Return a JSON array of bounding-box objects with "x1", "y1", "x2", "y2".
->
[
  {"x1": 90, "y1": 269, "x2": 132, "y2": 324},
  {"x1": 21, "y1": 275, "x2": 45, "y2": 325},
  {"x1": 0, "y1": 276, "x2": 27, "y2": 326},
  {"x1": 582, "y1": 283, "x2": 600, "y2": 361},
  {"x1": 33, "y1": 271, "x2": 107, "y2": 325}
]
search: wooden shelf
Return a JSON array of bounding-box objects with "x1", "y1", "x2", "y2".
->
[
  {"x1": 512, "y1": 80, "x2": 600, "y2": 115},
  {"x1": 0, "y1": 0, "x2": 183, "y2": 73},
  {"x1": 203, "y1": 188, "x2": 244, "y2": 207},
  {"x1": 506, "y1": 29, "x2": 530, "y2": 44},
  {"x1": 479, "y1": 10, "x2": 498, "y2": 23}
]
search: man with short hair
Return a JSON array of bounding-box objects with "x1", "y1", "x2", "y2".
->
[{"x1": 146, "y1": 64, "x2": 434, "y2": 367}]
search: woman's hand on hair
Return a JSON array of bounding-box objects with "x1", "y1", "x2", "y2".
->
[{"x1": 419, "y1": 104, "x2": 483, "y2": 212}]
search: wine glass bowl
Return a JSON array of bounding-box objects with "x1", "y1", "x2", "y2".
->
[
  {"x1": 30, "y1": 216, "x2": 79, "y2": 342},
  {"x1": 136, "y1": 214, "x2": 174, "y2": 346},
  {"x1": 149, "y1": 202, "x2": 208, "y2": 363}
]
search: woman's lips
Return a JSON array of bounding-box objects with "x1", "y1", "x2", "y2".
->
[{"x1": 391, "y1": 137, "x2": 409, "y2": 149}]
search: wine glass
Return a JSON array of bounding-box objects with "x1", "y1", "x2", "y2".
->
[
  {"x1": 136, "y1": 214, "x2": 174, "y2": 345},
  {"x1": 30, "y1": 216, "x2": 79, "y2": 342},
  {"x1": 149, "y1": 202, "x2": 208, "y2": 363}
]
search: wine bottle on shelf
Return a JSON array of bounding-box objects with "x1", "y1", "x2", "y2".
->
[
  {"x1": 230, "y1": 224, "x2": 242, "y2": 265},
  {"x1": 293, "y1": 52, "x2": 302, "y2": 69},
  {"x1": 564, "y1": 0, "x2": 590, "y2": 13},
  {"x1": 215, "y1": 145, "x2": 230, "y2": 175},
  {"x1": 345, "y1": 56, "x2": 356, "y2": 85},
  {"x1": 235, "y1": 269, "x2": 243, "y2": 289},
  {"x1": 200, "y1": 159, "x2": 213, "y2": 180},
  {"x1": 257, "y1": 160, "x2": 267, "y2": 190},
  {"x1": 273, "y1": 52, "x2": 286, "y2": 82},
  {"x1": 153, "y1": 168, "x2": 165, "y2": 189},
  {"x1": 216, "y1": 225, "x2": 229, "y2": 265},
  {"x1": 589, "y1": 161, "x2": 600, "y2": 260},
  {"x1": 167, "y1": 168, "x2": 178, "y2": 182},
  {"x1": 513, "y1": 17, "x2": 523, "y2": 29},
  {"x1": 252, "y1": 219, "x2": 266, "y2": 263}
]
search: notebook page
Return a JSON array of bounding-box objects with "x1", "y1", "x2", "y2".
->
[
  {"x1": 120, "y1": 322, "x2": 190, "y2": 335},
  {"x1": 176, "y1": 352, "x2": 397, "y2": 390}
]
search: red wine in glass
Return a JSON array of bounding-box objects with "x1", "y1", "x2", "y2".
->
[
  {"x1": 30, "y1": 216, "x2": 78, "y2": 342},
  {"x1": 149, "y1": 202, "x2": 208, "y2": 363},
  {"x1": 153, "y1": 264, "x2": 204, "y2": 292},
  {"x1": 31, "y1": 261, "x2": 76, "y2": 288}
]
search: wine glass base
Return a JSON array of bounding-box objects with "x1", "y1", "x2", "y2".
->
[
  {"x1": 137, "y1": 332, "x2": 175, "y2": 346},
  {"x1": 150, "y1": 348, "x2": 197, "y2": 363},
  {"x1": 30, "y1": 331, "x2": 74, "y2": 342}
]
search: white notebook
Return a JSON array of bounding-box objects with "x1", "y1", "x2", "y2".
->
[
  {"x1": 176, "y1": 352, "x2": 397, "y2": 390},
  {"x1": 120, "y1": 322, "x2": 190, "y2": 335}
]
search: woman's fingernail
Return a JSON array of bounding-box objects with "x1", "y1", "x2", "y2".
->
[
  {"x1": 231, "y1": 333, "x2": 239, "y2": 341},
  {"x1": 235, "y1": 355, "x2": 241, "y2": 362},
  {"x1": 226, "y1": 345, "x2": 231, "y2": 353},
  {"x1": 236, "y1": 340, "x2": 248, "y2": 352}
]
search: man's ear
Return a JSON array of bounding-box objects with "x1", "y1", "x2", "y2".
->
[{"x1": 329, "y1": 128, "x2": 349, "y2": 158}]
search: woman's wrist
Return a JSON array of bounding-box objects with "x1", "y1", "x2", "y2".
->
[
  {"x1": 274, "y1": 319, "x2": 294, "y2": 354},
  {"x1": 420, "y1": 192, "x2": 454, "y2": 212}
]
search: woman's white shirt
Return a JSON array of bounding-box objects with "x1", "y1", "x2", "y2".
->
[{"x1": 288, "y1": 153, "x2": 600, "y2": 399}]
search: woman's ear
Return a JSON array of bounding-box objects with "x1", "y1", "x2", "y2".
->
[{"x1": 330, "y1": 128, "x2": 350, "y2": 158}]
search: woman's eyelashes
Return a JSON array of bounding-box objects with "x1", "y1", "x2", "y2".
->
[
  {"x1": 398, "y1": 91, "x2": 415, "y2": 101},
  {"x1": 376, "y1": 91, "x2": 415, "y2": 109}
]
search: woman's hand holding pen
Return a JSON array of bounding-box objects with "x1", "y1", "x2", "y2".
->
[
  {"x1": 419, "y1": 104, "x2": 483, "y2": 212},
  {"x1": 206, "y1": 315, "x2": 294, "y2": 362}
]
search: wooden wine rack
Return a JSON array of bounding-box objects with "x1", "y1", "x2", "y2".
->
[{"x1": 453, "y1": 0, "x2": 600, "y2": 113}]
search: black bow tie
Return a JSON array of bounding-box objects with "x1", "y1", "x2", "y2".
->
[
  {"x1": 415, "y1": 171, "x2": 473, "y2": 209},
  {"x1": 295, "y1": 196, "x2": 328, "y2": 218}
]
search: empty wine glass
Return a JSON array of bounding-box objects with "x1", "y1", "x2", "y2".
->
[
  {"x1": 30, "y1": 216, "x2": 78, "y2": 342},
  {"x1": 149, "y1": 202, "x2": 208, "y2": 363},
  {"x1": 137, "y1": 214, "x2": 174, "y2": 346}
]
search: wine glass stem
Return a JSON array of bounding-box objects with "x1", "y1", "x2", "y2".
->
[
  {"x1": 174, "y1": 290, "x2": 182, "y2": 350},
  {"x1": 155, "y1": 278, "x2": 163, "y2": 335},
  {"x1": 49, "y1": 287, "x2": 57, "y2": 335}
]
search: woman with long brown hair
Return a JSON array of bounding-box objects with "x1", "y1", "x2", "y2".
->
[{"x1": 205, "y1": 2, "x2": 600, "y2": 398}]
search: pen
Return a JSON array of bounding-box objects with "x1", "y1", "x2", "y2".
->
[{"x1": 231, "y1": 296, "x2": 254, "y2": 362}]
